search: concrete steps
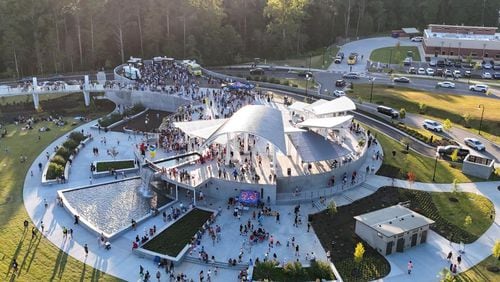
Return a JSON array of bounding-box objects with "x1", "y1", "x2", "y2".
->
[{"x1": 183, "y1": 255, "x2": 248, "y2": 271}]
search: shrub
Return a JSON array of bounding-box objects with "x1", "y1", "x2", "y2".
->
[
  {"x1": 51, "y1": 155, "x2": 67, "y2": 167},
  {"x1": 62, "y1": 139, "x2": 79, "y2": 151},
  {"x1": 68, "y1": 131, "x2": 85, "y2": 143},
  {"x1": 399, "y1": 108, "x2": 406, "y2": 119},
  {"x1": 283, "y1": 80, "x2": 290, "y2": 86},
  {"x1": 46, "y1": 162, "x2": 64, "y2": 180},
  {"x1": 292, "y1": 84, "x2": 298, "y2": 87},
  {"x1": 99, "y1": 112, "x2": 122, "y2": 127},
  {"x1": 419, "y1": 102, "x2": 427, "y2": 114},
  {"x1": 55, "y1": 146, "x2": 71, "y2": 161},
  {"x1": 284, "y1": 261, "x2": 306, "y2": 281},
  {"x1": 309, "y1": 261, "x2": 335, "y2": 280}
]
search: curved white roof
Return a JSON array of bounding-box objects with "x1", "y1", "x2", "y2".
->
[
  {"x1": 297, "y1": 115, "x2": 353, "y2": 129},
  {"x1": 307, "y1": 96, "x2": 356, "y2": 116},
  {"x1": 203, "y1": 105, "x2": 287, "y2": 153},
  {"x1": 174, "y1": 119, "x2": 228, "y2": 140}
]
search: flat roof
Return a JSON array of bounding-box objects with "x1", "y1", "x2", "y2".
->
[
  {"x1": 354, "y1": 205, "x2": 435, "y2": 237},
  {"x1": 402, "y1": 27, "x2": 420, "y2": 34},
  {"x1": 429, "y1": 24, "x2": 498, "y2": 30},
  {"x1": 424, "y1": 29, "x2": 500, "y2": 42}
]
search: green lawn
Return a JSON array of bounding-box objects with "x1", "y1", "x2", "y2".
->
[
  {"x1": 365, "y1": 125, "x2": 496, "y2": 183},
  {"x1": 350, "y1": 85, "x2": 500, "y2": 143},
  {"x1": 455, "y1": 255, "x2": 500, "y2": 282},
  {"x1": 431, "y1": 192, "x2": 494, "y2": 240},
  {"x1": 142, "y1": 209, "x2": 213, "y2": 256},
  {"x1": 96, "y1": 160, "x2": 135, "y2": 172},
  {"x1": 369, "y1": 46, "x2": 421, "y2": 64},
  {"x1": 269, "y1": 46, "x2": 339, "y2": 69},
  {"x1": 0, "y1": 121, "x2": 120, "y2": 281}
]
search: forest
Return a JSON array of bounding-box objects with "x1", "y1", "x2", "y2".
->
[{"x1": 0, "y1": 0, "x2": 499, "y2": 78}]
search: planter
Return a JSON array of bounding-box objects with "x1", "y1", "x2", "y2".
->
[{"x1": 92, "y1": 159, "x2": 139, "y2": 178}]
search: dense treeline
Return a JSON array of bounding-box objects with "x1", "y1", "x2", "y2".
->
[{"x1": 0, "y1": 0, "x2": 498, "y2": 78}]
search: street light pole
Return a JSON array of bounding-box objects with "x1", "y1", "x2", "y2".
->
[
  {"x1": 369, "y1": 77, "x2": 375, "y2": 103},
  {"x1": 388, "y1": 49, "x2": 393, "y2": 66},
  {"x1": 432, "y1": 154, "x2": 438, "y2": 182},
  {"x1": 478, "y1": 104, "x2": 485, "y2": 135}
]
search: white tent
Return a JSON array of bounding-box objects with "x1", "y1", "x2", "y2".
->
[{"x1": 297, "y1": 115, "x2": 353, "y2": 129}]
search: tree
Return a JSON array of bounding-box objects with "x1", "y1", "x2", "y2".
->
[
  {"x1": 399, "y1": 108, "x2": 406, "y2": 119},
  {"x1": 419, "y1": 102, "x2": 427, "y2": 114},
  {"x1": 451, "y1": 178, "x2": 459, "y2": 193},
  {"x1": 450, "y1": 149, "x2": 459, "y2": 163},
  {"x1": 443, "y1": 119, "x2": 452, "y2": 131},
  {"x1": 462, "y1": 113, "x2": 472, "y2": 128},
  {"x1": 493, "y1": 240, "x2": 500, "y2": 263},
  {"x1": 464, "y1": 215, "x2": 472, "y2": 228},
  {"x1": 327, "y1": 200, "x2": 337, "y2": 216},
  {"x1": 353, "y1": 242, "x2": 365, "y2": 263},
  {"x1": 407, "y1": 171, "x2": 416, "y2": 188}
]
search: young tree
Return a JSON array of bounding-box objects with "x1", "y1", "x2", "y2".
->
[
  {"x1": 399, "y1": 108, "x2": 406, "y2": 119},
  {"x1": 464, "y1": 215, "x2": 472, "y2": 228},
  {"x1": 407, "y1": 171, "x2": 416, "y2": 188},
  {"x1": 418, "y1": 103, "x2": 427, "y2": 114},
  {"x1": 450, "y1": 149, "x2": 459, "y2": 164},
  {"x1": 439, "y1": 268, "x2": 455, "y2": 282},
  {"x1": 493, "y1": 240, "x2": 500, "y2": 264},
  {"x1": 327, "y1": 200, "x2": 337, "y2": 216},
  {"x1": 462, "y1": 113, "x2": 472, "y2": 128},
  {"x1": 443, "y1": 119, "x2": 452, "y2": 131},
  {"x1": 353, "y1": 242, "x2": 365, "y2": 263},
  {"x1": 451, "y1": 178, "x2": 459, "y2": 194}
]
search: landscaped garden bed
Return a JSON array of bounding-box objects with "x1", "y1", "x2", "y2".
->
[
  {"x1": 142, "y1": 208, "x2": 213, "y2": 257},
  {"x1": 310, "y1": 186, "x2": 495, "y2": 281},
  {"x1": 95, "y1": 160, "x2": 135, "y2": 172},
  {"x1": 252, "y1": 260, "x2": 335, "y2": 281},
  {"x1": 44, "y1": 131, "x2": 89, "y2": 182}
]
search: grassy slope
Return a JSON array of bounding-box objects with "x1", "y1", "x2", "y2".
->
[
  {"x1": 269, "y1": 47, "x2": 339, "y2": 69},
  {"x1": 366, "y1": 125, "x2": 487, "y2": 183},
  {"x1": 349, "y1": 85, "x2": 500, "y2": 143},
  {"x1": 0, "y1": 121, "x2": 120, "y2": 281},
  {"x1": 369, "y1": 46, "x2": 421, "y2": 64},
  {"x1": 455, "y1": 255, "x2": 500, "y2": 282}
]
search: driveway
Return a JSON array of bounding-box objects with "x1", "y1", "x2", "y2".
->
[{"x1": 328, "y1": 37, "x2": 424, "y2": 73}]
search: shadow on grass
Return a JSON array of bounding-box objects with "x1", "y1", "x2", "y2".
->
[{"x1": 49, "y1": 244, "x2": 70, "y2": 281}]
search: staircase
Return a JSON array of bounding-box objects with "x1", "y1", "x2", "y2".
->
[
  {"x1": 183, "y1": 255, "x2": 248, "y2": 271},
  {"x1": 359, "y1": 182, "x2": 379, "y2": 192}
]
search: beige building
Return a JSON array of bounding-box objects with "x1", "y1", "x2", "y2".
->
[
  {"x1": 354, "y1": 205, "x2": 435, "y2": 256},
  {"x1": 423, "y1": 24, "x2": 500, "y2": 61}
]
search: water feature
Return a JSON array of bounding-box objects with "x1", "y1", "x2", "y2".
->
[
  {"x1": 63, "y1": 178, "x2": 171, "y2": 236},
  {"x1": 140, "y1": 167, "x2": 155, "y2": 198}
]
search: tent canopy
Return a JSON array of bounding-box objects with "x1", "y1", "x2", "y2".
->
[
  {"x1": 297, "y1": 115, "x2": 353, "y2": 129},
  {"x1": 307, "y1": 97, "x2": 356, "y2": 116}
]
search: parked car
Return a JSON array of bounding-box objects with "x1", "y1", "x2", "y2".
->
[
  {"x1": 444, "y1": 69, "x2": 453, "y2": 77},
  {"x1": 342, "y1": 72, "x2": 360, "y2": 79},
  {"x1": 429, "y1": 60, "x2": 437, "y2": 67},
  {"x1": 482, "y1": 62, "x2": 493, "y2": 69},
  {"x1": 337, "y1": 52, "x2": 345, "y2": 59},
  {"x1": 469, "y1": 84, "x2": 488, "y2": 93},
  {"x1": 417, "y1": 67, "x2": 426, "y2": 75},
  {"x1": 377, "y1": 106, "x2": 399, "y2": 118},
  {"x1": 249, "y1": 68, "x2": 265, "y2": 75},
  {"x1": 411, "y1": 36, "x2": 423, "y2": 42},
  {"x1": 464, "y1": 70, "x2": 472, "y2": 77},
  {"x1": 393, "y1": 76, "x2": 410, "y2": 83},
  {"x1": 437, "y1": 145, "x2": 470, "y2": 157},
  {"x1": 493, "y1": 64, "x2": 500, "y2": 70},
  {"x1": 453, "y1": 61, "x2": 462, "y2": 68},
  {"x1": 435, "y1": 68, "x2": 444, "y2": 76},
  {"x1": 297, "y1": 71, "x2": 313, "y2": 78},
  {"x1": 333, "y1": 90, "x2": 346, "y2": 97},
  {"x1": 426, "y1": 68, "x2": 435, "y2": 76},
  {"x1": 453, "y1": 70, "x2": 461, "y2": 78},
  {"x1": 494, "y1": 73, "x2": 500, "y2": 80},
  {"x1": 335, "y1": 79, "x2": 347, "y2": 87},
  {"x1": 464, "y1": 138, "x2": 485, "y2": 151},
  {"x1": 403, "y1": 57, "x2": 412, "y2": 66},
  {"x1": 334, "y1": 56, "x2": 343, "y2": 64},
  {"x1": 481, "y1": 72, "x2": 492, "y2": 79},
  {"x1": 408, "y1": 67, "x2": 416, "y2": 74},
  {"x1": 436, "y1": 60, "x2": 445, "y2": 67},
  {"x1": 423, "y1": 119, "x2": 443, "y2": 132},
  {"x1": 462, "y1": 63, "x2": 474, "y2": 69},
  {"x1": 437, "y1": 81, "x2": 456, "y2": 88}
]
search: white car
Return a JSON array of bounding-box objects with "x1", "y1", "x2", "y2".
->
[
  {"x1": 483, "y1": 63, "x2": 492, "y2": 69},
  {"x1": 417, "y1": 68, "x2": 426, "y2": 75},
  {"x1": 469, "y1": 84, "x2": 489, "y2": 93},
  {"x1": 464, "y1": 138, "x2": 485, "y2": 151},
  {"x1": 426, "y1": 68, "x2": 435, "y2": 76},
  {"x1": 453, "y1": 70, "x2": 461, "y2": 78},
  {"x1": 423, "y1": 119, "x2": 443, "y2": 132},
  {"x1": 411, "y1": 36, "x2": 423, "y2": 42},
  {"x1": 333, "y1": 90, "x2": 346, "y2": 97},
  {"x1": 437, "y1": 81, "x2": 456, "y2": 88},
  {"x1": 481, "y1": 72, "x2": 492, "y2": 79}
]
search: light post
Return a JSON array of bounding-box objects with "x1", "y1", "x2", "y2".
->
[
  {"x1": 305, "y1": 74, "x2": 310, "y2": 98},
  {"x1": 388, "y1": 49, "x2": 393, "y2": 66},
  {"x1": 305, "y1": 54, "x2": 312, "y2": 98},
  {"x1": 478, "y1": 104, "x2": 485, "y2": 135},
  {"x1": 432, "y1": 153, "x2": 439, "y2": 182},
  {"x1": 369, "y1": 77, "x2": 375, "y2": 103}
]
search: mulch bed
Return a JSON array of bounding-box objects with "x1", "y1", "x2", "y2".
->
[{"x1": 111, "y1": 109, "x2": 172, "y2": 133}]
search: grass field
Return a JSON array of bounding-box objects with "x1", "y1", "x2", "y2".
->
[
  {"x1": 0, "y1": 121, "x2": 120, "y2": 281},
  {"x1": 269, "y1": 46, "x2": 339, "y2": 69},
  {"x1": 455, "y1": 255, "x2": 500, "y2": 282},
  {"x1": 350, "y1": 85, "x2": 500, "y2": 142},
  {"x1": 369, "y1": 46, "x2": 421, "y2": 64},
  {"x1": 365, "y1": 125, "x2": 497, "y2": 182},
  {"x1": 142, "y1": 209, "x2": 213, "y2": 256}
]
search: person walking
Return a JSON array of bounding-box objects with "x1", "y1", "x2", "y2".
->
[
  {"x1": 447, "y1": 251, "x2": 452, "y2": 261},
  {"x1": 457, "y1": 255, "x2": 462, "y2": 265},
  {"x1": 156, "y1": 270, "x2": 161, "y2": 282},
  {"x1": 84, "y1": 244, "x2": 89, "y2": 258},
  {"x1": 407, "y1": 260, "x2": 413, "y2": 274}
]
